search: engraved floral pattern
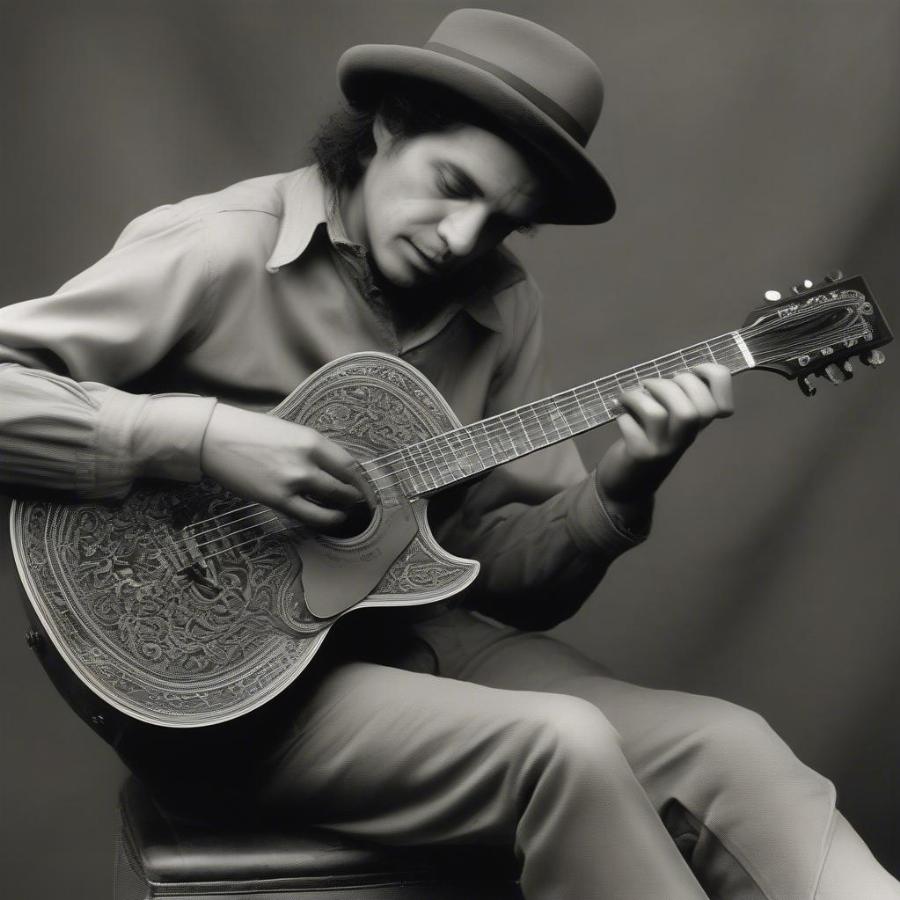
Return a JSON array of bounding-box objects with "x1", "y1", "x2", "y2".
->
[{"x1": 13, "y1": 354, "x2": 474, "y2": 725}]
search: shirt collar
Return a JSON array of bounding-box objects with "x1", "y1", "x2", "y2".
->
[
  {"x1": 265, "y1": 167, "x2": 329, "y2": 273},
  {"x1": 265, "y1": 165, "x2": 510, "y2": 333}
]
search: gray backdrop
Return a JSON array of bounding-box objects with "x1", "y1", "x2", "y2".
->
[{"x1": 2, "y1": 1, "x2": 899, "y2": 896}]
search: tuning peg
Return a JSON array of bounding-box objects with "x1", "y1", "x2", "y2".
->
[
  {"x1": 792, "y1": 278, "x2": 814, "y2": 295},
  {"x1": 861, "y1": 349, "x2": 886, "y2": 367},
  {"x1": 799, "y1": 375, "x2": 817, "y2": 397},
  {"x1": 840, "y1": 360, "x2": 854, "y2": 379},
  {"x1": 764, "y1": 290, "x2": 783, "y2": 302},
  {"x1": 824, "y1": 270, "x2": 844, "y2": 284},
  {"x1": 823, "y1": 363, "x2": 847, "y2": 384}
]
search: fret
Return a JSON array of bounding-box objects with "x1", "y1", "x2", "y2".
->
[
  {"x1": 472, "y1": 421, "x2": 493, "y2": 468},
  {"x1": 633, "y1": 359, "x2": 662, "y2": 382},
  {"x1": 493, "y1": 414, "x2": 518, "y2": 460},
  {"x1": 513, "y1": 410, "x2": 536, "y2": 451},
  {"x1": 659, "y1": 351, "x2": 683, "y2": 377},
  {"x1": 402, "y1": 445, "x2": 433, "y2": 494},
  {"x1": 569, "y1": 390, "x2": 591, "y2": 428},
  {"x1": 623, "y1": 370, "x2": 643, "y2": 392},
  {"x1": 420, "y1": 438, "x2": 448, "y2": 489},
  {"x1": 524, "y1": 403, "x2": 553, "y2": 445},
  {"x1": 680, "y1": 344, "x2": 711, "y2": 368},
  {"x1": 590, "y1": 382, "x2": 612, "y2": 422},
  {"x1": 445, "y1": 429, "x2": 479, "y2": 480},
  {"x1": 459, "y1": 424, "x2": 488, "y2": 469},
  {"x1": 547, "y1": 398, "x2": 575, "y2": 439},
  {"x1": 497, "y1": 411, "x2": 528, "y2": 456}
]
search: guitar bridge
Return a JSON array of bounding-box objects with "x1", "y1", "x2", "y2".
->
[{"x1": 178, "y1": 560, "x2": 222, "y2": 598}]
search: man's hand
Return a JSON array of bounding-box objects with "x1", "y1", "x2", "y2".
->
[
  {"x1": 199, "y1": 404, "x2": 367, "y2": 532},
  {"x1": 595, "y1": 363, "x2": 734, "y2": 514}
]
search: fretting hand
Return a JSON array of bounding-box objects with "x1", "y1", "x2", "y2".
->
[{"x1": 595, "y1": 363, "x2": 734, "y2": 516}]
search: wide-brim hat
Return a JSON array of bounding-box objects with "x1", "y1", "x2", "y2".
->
[{"x1": 337, "y1": 8, "x2": 615, "y2": 225}]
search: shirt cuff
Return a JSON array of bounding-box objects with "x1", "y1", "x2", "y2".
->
[
  {"x1": 94, "y1": 391, "x2": 217, "y2": 492},
  {"x1": 564, "y1": 472, "x2": 652, "y2": 557},
  {"x1": 133, "y1": 394, "x2": 218, "y2": 483}
]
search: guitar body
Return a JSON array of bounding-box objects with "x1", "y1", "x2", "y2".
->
[{"x1": 10, "y1": 353, "x2": 479, "y2": 728}]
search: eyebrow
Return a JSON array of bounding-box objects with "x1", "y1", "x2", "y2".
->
[
  {"x1": 441, "y1": 161, "x2": 540, "y2": 227},
  {"x1": 443, "y1": 162, "x2": 484, "y2": 199}
]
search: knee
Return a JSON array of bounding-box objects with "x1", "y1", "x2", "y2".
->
[
  {"x1": 520, "y1": 694, "x2": 625, "y2": 775},
  {"x1": 690, "y1": 699, "x2": 823, "y2": 785}
]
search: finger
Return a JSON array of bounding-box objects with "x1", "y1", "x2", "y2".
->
[
  {"x1": 615, "y1": 411, "x2": 656, "y2": 459},
  {"x1": 281, "y1": 494, "x2": 350, "y2": 530},
  {"x1": 691, "y1": 363, "x2": 734, "y2": 416},
  {"x1": 309, "y1": 436, "x2": 367, "y2": 492},
  {"x1": 672, "y1": 372, "x2": 718, "y2": 420},
  {"x1": 294, "y1": 468, "x2": 366, "y2": 508},
  {"x1": 617, "y1": 387, "x2": 669, "y2": 443},
  {"x1": 640, "y1": 379, "x2": 702, "y2": 441}
]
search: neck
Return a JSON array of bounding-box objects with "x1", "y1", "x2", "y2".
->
[{"x1": 366, "y1": 329, "x2": 757, "y2": 498}]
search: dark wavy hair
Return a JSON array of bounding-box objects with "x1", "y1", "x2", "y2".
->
[{"x1": 311, "y1": 78, "x2": 547, "y2": 222}]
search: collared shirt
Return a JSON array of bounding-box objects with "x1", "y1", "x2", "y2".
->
[{"x1": 0, "y1": 166, "x2": 644, "y2": 628}]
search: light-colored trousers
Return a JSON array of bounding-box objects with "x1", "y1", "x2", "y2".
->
[{"x1": 250, "y1": 608, "x2": 899, "y2": 900}]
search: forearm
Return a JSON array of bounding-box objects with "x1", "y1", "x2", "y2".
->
[
  {"x1": 438, "y1": 473, "x2": 650, "y2": 631},
  {"x1": 0, "y1": 363, "x2": 216, "y2": 499}
]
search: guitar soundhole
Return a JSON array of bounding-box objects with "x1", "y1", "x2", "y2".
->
[{"x1": 322, "y1": 499, "x2": 375, "y2": 539}]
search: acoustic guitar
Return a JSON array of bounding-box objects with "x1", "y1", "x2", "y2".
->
[{"x1": 8, "y1": 272, "x2": 892, "y2": 729}]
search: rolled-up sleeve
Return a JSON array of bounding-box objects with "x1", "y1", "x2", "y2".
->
[
  {"x1": 0, "y1": 204, "x2": 219, "y2": 499},
  {"x1": 432, "y1": 275, "x2": 651, "y2": 630}
]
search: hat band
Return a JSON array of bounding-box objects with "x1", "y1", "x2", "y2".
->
[{"x1": 423, "y1": 41, "x2": 589, "y2": 146}]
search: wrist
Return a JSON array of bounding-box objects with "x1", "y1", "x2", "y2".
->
[
  {"x1": 593, "y1": 466, "x2": 654, "y2": 539},
  {"x1": 595, "y1": 439, "x2": 669, "y2": 504}
]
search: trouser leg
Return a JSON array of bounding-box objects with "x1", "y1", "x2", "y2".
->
[
  {"x1": 426, "y1": 611, "x2": 900, "y2": 900},
  {"x1": 253, "y1": 657, "x2": 709, "y2": 900}
]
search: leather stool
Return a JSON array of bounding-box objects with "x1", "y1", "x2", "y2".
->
[{"x1": 114, "y1": 776, "x2": 524, "y2": 899}]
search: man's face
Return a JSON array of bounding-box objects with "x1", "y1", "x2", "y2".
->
[{"x1": 349, "y1": 119, "x2": 543, "y2": 289}]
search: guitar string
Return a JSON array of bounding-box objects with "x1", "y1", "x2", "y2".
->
[
  {"x1": 182, "y1": 345, "x2": 868, "y2": 566},
  {"x1": 175, "y1": 341, "x2": 749, "y2": 550},
  {"x1": 173, "y1": 312, "x2": 868, "y2": 557},
  {"x1": 178, "y1": 352, "x2": 768, "y2": 559},
  {"x1": 185, "y1": 295, "x2": 861, "y2": 539},
  {"x1": 176, "y1": 302, "x2": 864, "y2": 542},
  {"x1": 174, "y1": 331, "x2": 861, "y2": 558}
]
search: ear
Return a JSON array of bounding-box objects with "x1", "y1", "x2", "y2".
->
[{"x1": 372, "y1": 113, "x2": 392, "y2": 151}]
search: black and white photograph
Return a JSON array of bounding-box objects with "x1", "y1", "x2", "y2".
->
[{"x1": 1, "y1": 2, "x2": 899, "y2": 897}]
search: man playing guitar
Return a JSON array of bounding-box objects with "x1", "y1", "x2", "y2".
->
[{"x1": 1, "y1": 10, "x2": 897, "y2": 899}]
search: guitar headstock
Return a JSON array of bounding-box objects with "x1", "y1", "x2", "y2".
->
[{"x1": 740, "y1": 272, "x2": 892, "y2": 396}]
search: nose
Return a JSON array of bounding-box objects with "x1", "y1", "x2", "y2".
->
[{"x1": 436, "y1": 203, "x2": 489, "y2": 259}]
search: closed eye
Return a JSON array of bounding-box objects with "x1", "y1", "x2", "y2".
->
[{"x1": 436, "y1": 164, "x2": 477, "y2": 200}]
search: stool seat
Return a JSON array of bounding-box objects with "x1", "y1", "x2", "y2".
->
[{"x1": 115, "y1": 776, "x2": 523, "y2": 899}]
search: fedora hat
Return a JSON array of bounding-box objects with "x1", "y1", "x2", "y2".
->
[{"x1": 337, "y1": 8, "x2": 615, "y2": 225}]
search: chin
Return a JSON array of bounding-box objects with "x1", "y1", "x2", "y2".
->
[{"x1": 373, "y1": 249, "x2": 428, "y2": 290}]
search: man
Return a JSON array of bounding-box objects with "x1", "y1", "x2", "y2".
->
[{"x1": 1, "y1": 9, "x2": 897, "y2": 899}]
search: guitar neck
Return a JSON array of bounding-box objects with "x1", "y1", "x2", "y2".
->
[{"x1": 375, "y1": 329, "x2": 757, "y2": 497}]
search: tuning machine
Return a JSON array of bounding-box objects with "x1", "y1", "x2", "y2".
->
[
  {"x1": 798, "y1": 375, "x2": 817, "y2": 397},
  {"x1": 822, "y1": 362, "x2": 853, "y2": 384},
  {"x1": 861, "y1": 349, "x2": 886, "y2": 367}
]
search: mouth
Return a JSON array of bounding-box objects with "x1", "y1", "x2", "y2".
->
[{"x1": 405, "y1": 239, "x2": 443, "y2": 273}]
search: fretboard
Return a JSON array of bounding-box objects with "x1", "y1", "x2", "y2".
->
[{"x1": 378, "y1": 330, "x2": 755, "y2": 497}]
